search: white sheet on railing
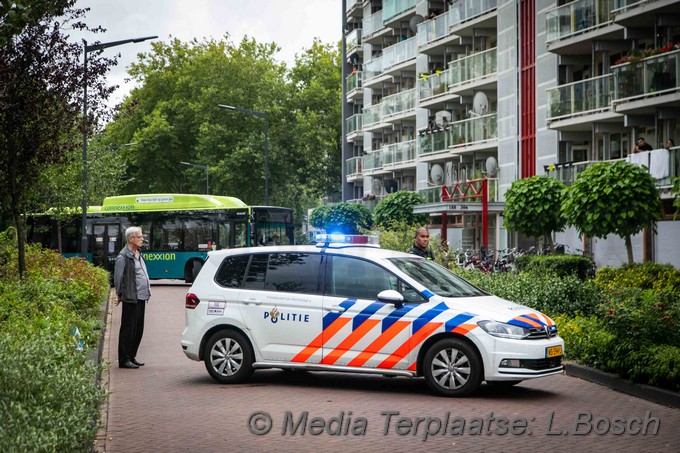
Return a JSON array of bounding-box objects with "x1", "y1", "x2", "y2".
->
[
  {"x1": 649, "y1": 148, "x2": 670, "y2": 179},
  {"x1": 626, "y1": 150, "x2": 650, "y2": 167}
]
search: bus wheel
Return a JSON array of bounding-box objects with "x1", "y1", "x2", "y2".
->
[{"x1": 185, "y1": 259, "x2": 203, "y2": 283}]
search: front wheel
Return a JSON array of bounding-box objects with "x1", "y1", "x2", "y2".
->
[
  {"x1": 423, "y1": 338, "x2": 482, "y2": 397},
  {"x1": 204, "y1": 330, "x2": 254, "y2": 384}
]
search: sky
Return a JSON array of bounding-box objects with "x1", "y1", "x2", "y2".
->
[{"x1": 73, "y1": 0, "x2": 342, "y2": 106}]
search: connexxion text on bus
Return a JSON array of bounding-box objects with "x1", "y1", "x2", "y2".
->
[{"x1": 27, "y1": 193, "x2": 294, "y2": 282}]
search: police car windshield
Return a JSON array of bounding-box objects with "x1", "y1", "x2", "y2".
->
[{"x1": 389, "y1": 258, "x2": 487, "y2": 298}]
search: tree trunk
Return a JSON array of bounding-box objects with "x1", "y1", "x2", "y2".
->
[
  {"x1": 546, "y1": 234, "x2": 555, "y2": 253},
  {"x1": 12, "y1": 210, "x2": 26, "y2": 278},
  {"x1": 624, "y1": 234, "x2": 634, "y2": 266}
]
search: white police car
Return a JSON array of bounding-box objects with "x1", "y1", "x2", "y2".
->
[{"x1": 181, "y1": 239, "x2": 564, "y2": 396}]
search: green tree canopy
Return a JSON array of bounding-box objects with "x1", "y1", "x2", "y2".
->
[
  {"x1": 318, "y1": 202, "x2": 373, "y2": 235},
  {"x1": 562, "y1": 160, "x2": 662, "y2": 264},
  {"x1": 373, "y1": 190, "x2": 429, "y2": 228},
  {"x1": 503, "y1": 176, "x2": 566, "y2": 249}
]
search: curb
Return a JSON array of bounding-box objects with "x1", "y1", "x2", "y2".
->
[
  {"x1": 564, "y1": 362, "x2": 680, "y2": 409},
  {"x1": 92, "y1": 289, "x2": 115, "y2": 452}
]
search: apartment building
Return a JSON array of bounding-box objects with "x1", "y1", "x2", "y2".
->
[{"x1": 341, "y1": 0, "x2": 680, "y2": 268}]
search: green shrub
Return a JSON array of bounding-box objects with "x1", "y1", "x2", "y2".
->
[
  {"x1": 552, "y1": 314, "x2": 617, "y2": 369},
  {"x1": 0, "y1": 323, "x2": 104, "y2": 453},
  {"x1": 595, "y1": 262, "x2": 680, "y2": 297},
  {"x1": 599, "y1": 288, "x2": 680, "y2": 348},
  {"x1": 450, "y1": 268, "x2": 603, "y2": 317},
  {"x1": 376, "y1": 220, "x2": 413, "y2": 253},
  {"x1": 373, "y1": 191, "x2": 429, "y2": 227},
  {"x1": 515, "y1": 254, "x2": 596, "y2": 280}
]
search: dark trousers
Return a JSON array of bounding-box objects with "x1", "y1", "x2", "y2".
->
[{"x1": 118, "y1": 300, "x2": 146, "y2": 363}]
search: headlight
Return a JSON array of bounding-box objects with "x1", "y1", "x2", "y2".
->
[{"x1": 478, "y1": 320, "x2": 530, "y2": 340}]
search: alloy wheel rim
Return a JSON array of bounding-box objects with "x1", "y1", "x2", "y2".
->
[
  {"x1": 211, "y1": 338, "x2": 243, "y2": 376},
  {"x1": 431, "y1": 347, "x2": 471, "y2": 390}
]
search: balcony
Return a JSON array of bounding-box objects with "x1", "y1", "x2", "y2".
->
[
  {"x1": 418, "y1": 67, "x2": 454, "y2": 103},
  {"x1": 346, "y1": 114, "x2": 363, "y2": 141},
  {"x1": 448, "y1": 47, "x2": 497, "y2": 93},
  {"x1": 544, "y1": 148, "x2": 679, "y2": 187},
  {"x1": 383, "y1": 139, "x2": 416, "y2": 168},
  {"x1": 362, "y1": 10, "x2": 384, "y2": 42},
  {"x1": 382, "y1": 0, "x2": 416, "y2": 24},
  {"x1": 612, "y1": 48, "x2": 680, "y2": 105},
  {"x1": 547, "y1": 74, "x2": 614, "y2": 121},
  {"x1": 346, "y1": 71, "x2": 363, "y2": 102},
  {"x1": 419, "y1": 114, "x2": 498, "y2": 156},
  {"x1": 363, "y1": 151, "x2": 383, "y2": 173},
  {"x1": 417, "y1": 0, "x2": 497, "y2": 50},
  {"x1": 381, "y1": 36, "x2": 417, "y2": 73},
  {"x1": 362, "y1": 88, "x2": 416, "y2": 130},
  {"x1": 346, "y1": 156, "x2": 363, "y2": 179},
  {"x1": 345, "y1": 28, "x2": 362, "y2": 55},
  {"x1": 418, "y1": 178, "x2": 499, "y2": 204},
  {"x1": 546, "y1": 0, "x2": 614, "y2": 44}
]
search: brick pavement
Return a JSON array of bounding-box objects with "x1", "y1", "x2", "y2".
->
[{"x1": 95, "y1": 284, "x2": 680, "y2": 453}]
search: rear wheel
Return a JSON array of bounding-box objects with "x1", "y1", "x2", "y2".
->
[
  {"x1": 423, "y1": 338, "x2": 482, "y2": 397},
  {"x1": 204, "y1": 330, "x2": 254, "y2": 384}
]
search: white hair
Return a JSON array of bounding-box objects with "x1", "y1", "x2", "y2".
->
[{"x1": 125, "y1": 226, "x2": 142, "y2": 242}]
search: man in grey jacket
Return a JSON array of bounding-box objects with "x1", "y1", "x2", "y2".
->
[{"x1": 114, "y1": 226, "x2": 151, "y2": 369}]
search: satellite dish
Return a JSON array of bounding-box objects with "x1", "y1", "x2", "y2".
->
[
  {"x1": 430, "y1": 164, "x2": 444, "y2": 185},
  {"x1": 485, "y1": 156, "x2": 498, "y2": 177},
  {"x1": 472, "y1": 92, "x2": 489, "y2": 116},
  {"x1": 409, "y1": 15, "x2": 424, "y2": 33},
  {"x1": 384, "y1": 179, "x2": 398, "y2": 193},
  {"x1": 371, "y1": 179, "x2": 384, "y2": 195},
  {"x1": 435, "y1": 110, "x2": 452, "y2": 127}
]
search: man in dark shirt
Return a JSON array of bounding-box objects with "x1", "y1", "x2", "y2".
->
[
  {"x1": 634, "y1": 136, "x2": 653, "y2": 153},
  {"x1": 408, "y1": 227, "x2": 435, "y2": 260}
]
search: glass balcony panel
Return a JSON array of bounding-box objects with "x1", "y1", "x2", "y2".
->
[
  {"x1": 418, "y1": 68, "x2": 453, "y2": 101},
  {"x1": 545, "y1": 0, "x2": 613, "y2": 43},
  {"x1": 449, "y1": 0, "x2": 497, "y2": 28},
  {"x1": 362, "y1": 10, "x2": 383, "y2": 39},
  {"x1": 382, "y1": 37, "x2": 416, "y2": 71},
  {"x1": 346, "y1": 71, "x2": 363, "y2": 92},
  {"x1": 346, "y1": 29, "x2": 362, "y2": 51},
  {"x1": 363, "y1": 56, "x2": 384, "y2": 80},
  {"x1": 382, "y1": 0, "x2": 416, "y2": 24},
  {"x1": 346, "y1": 0, "x2": 360, "y2": 12},
  {"x1": 363, "y1": 151, "x2": 383, "y2": 171},
  {"x1": 362, "y1": 104, "x2": 383, "y2": 127},
  {"x1": 346, "y1": 156, "x2": 363, "y2": 176},
  {"x1": 613, "y1": 49, "x2": 679, "y2": 100},
  {"x1": 382, "y1": 88, "x2": 416, "y2": 119},
  {"x1": 448, "y1": 48, "x2": 497, "y2": 89},
  {"x1": 346, "y1": 114, "x2": 363, "y2": 134},
  {"x1": 547, "y1": 74, "x2": 613, "y2": 119},
  {"x1": 417, "y1": 10, "x2": 451, "y2": 46}
]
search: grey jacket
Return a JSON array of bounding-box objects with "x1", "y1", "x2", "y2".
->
[{"x1": 114, "y1": 245, "x2": 146, "y2": 303}]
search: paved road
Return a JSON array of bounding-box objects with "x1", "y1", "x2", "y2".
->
[{"x1": 96, "y1": 284, "x2": 680, "y2": 453}]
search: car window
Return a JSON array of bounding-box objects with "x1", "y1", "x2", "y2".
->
[
  {"x1": 327, "y1": 255, "x2": 424, "y2": 302},
  {"x1": 243, "y1": 254, "x2": 269, "y2": 290},
  {"x1": 214, "y1": 254, "x2": 250, "y2": 288},
  {"x1": 389, "y1": 257, "x2": 487, "y2": 297},
  {"x1": 265, "y1": 253, "x2": 322, "y2": 294}
]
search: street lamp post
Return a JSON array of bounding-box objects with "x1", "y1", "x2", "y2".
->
[
  {"x1": 217, "y1": 104, "x2": 269, "y2": 205},
  {"x1": 81, "y1": 36, "x2": 157, "y2": 259},
  {"x1": 180, "y1": 161, "x2": 209, "y2": 194}
]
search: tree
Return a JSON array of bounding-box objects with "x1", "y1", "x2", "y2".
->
[
  {"x1": 315, "y1": 202, "x2": 373, "y2": 234},
  {"x1": 0, "y1": 2, "x2": 115, "y2": 276},
  {"x1": 0, "y1": 1, "x2": 69, "y2": 46},
  {"x1": 503, "y1": 176, "x2": 567, "y2": 250},
  {"x1": 562, "y1": 160, "x2": 661, "y2": 265},
  {"x1": 373, "y1": 190, "x2": 429, "y2": 228},
  {"x1": 309, "y1": 205, "x2": 330, "y2": 230}
]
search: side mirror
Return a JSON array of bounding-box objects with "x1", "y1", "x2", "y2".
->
[{"x1": 378, "y1": 289, "x2": 404, "y2": 308}]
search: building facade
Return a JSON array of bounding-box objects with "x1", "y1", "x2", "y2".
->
[{"x1": 341, "y1": 0, "x2": 680, "y2": 268}]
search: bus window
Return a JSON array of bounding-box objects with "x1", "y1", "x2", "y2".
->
[
  {"x1": 184, "y1": 218, "x2": 213, "y2": 251},
  {"x1": 235, "y1": 222, "x2": 248, "y2": 247},
  {"x1": 218, "y1": 222, "x2": 232, "y2": 249},
  {"x1": 154, "y1": 218, "x2": 182, "y2": 250}
]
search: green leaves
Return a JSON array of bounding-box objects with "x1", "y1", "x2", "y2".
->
[
  {"x1": 503, "y1": 176, "x2": 566, "y2": 240},
  {"x1": 310, "y1": 202, "x2": 373, "y2": 234},
  {"x1": 373, "y1": 191, "x2": 429, "y2": 227}
]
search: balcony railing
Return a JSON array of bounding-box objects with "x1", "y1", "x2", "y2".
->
[
  {"x1": 346, "y1": 28, "x2": 362, "y2": 51},
  {"x1": 346, "y1": 156, "x2": 363, "y2": 177},
  {"x1": 417, "y1": 0, "x2": 497, "y2": 48},
  {"x1": 546, "y1": 0, "x2": 613, "y2": 43},
  {"x1": 544, "y1": 148, "x2": 679, "y2": 186},
  {"x1": 362, "y1": 88, "x2": 416, "y2": 127},
  {"x1": 383, "y1": 139, "x2": 416, "y2": 166},
  {"x1": 612, "y1": 48, "x2": 680, "y2": 101},
  {"x1": 418, "y1": 67, "x2": 454, "y2": 101},
  {"x1": 419, "y1": 114, "x2": 498, "y2": 155},
  {"x1": 448, "y1": 47, "x2": 497, "y2": 88},
  {"x1": 362, "y1": 10, "x2": 383, "y2": 40},
  {"x1": 547, "y1": 74, "x2": 613, "y2": 120},
  {"x1": 346, "y1": 71, "x2": 363, "y2": 92},
  {"x1": 346, "y1": 0, "x2": 361, "y2": 12},
  {"x1": 418, "y1": 178, "x2": 499, "y2": 204},
  {"x1": 346, "y1": 113, "x2": 363, "y2": 135},
  {"x1": 363, "y1": 151, "x2": 383, "y2": 171},
  {"x1": 381, "y1": 36, "x2": 416, "y2": 71},
  {"x1": 382, "y1": 0, "x2": 416, "y2": 24}
]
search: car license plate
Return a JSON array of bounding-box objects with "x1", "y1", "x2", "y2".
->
[{"x1": 546, "y1": 345, "x2": 562, "y2": 358}]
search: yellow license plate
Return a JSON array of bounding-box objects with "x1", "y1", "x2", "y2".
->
[{"x1": 546, "y1": 345, "x2": 563, "y2": 358}]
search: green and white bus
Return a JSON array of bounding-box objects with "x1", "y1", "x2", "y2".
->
[{"x1": 27, "y1": 194, "x2": 294, "y2": 282}]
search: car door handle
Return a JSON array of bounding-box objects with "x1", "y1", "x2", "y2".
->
[
  {"x1": 243, "y1": 298, "x2": 262, "y2": 306},
  {"x1": 326, "y1": 305, "x2": 345, "y2": 313}
]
